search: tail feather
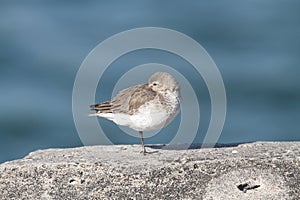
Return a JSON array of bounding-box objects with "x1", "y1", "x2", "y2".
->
[
  {"x1": 88, "y1": 113, "x2": 100, "y2": 117},
  {"x1": 88, "y1": 111, "x2": 114, "y2": 120},
  {"x1": 90, "y1": 101, "x2": 113, "y2": 113}
]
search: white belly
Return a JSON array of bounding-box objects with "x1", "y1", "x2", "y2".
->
[
  {"x1": 111, "y1": 91, "x2": 180, "y2": 131},
  {"x1": 112, "y1": 103, "x2": 167, "y2": 131},
  {"x1": 129, "y1": 106, "x2": 169, "y2": 131},
  {"x1": 113, "y1": 100, "x2": 179, "y2": 131}
]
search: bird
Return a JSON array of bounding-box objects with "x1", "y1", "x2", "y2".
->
[{"x1": 89, "y1": 72, "x2": 181, "y2": 154}]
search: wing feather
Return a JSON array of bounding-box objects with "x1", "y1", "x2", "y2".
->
[{"x1": 90, "y1": 84, "x2": 157, "y2": 115}]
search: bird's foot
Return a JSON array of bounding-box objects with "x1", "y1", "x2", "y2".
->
[
  {"x1": 140, "y1": 148, "x2": 159, "y2": 155},
  {"x1": 140, "y1": 148, "x2": 147, "y2": 155}
]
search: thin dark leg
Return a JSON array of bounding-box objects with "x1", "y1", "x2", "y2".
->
[{"x1": 139, "y1": 131, "x2": 147, "y2": 154}]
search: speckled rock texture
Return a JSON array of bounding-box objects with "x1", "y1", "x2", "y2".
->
[{"x1": 0, "y1": 142, "x2": 299, "y2": 199}]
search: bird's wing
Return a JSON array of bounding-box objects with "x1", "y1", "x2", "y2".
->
[
  {"x1": 126, "y1": 84, "x2": 157, "y2": 114},
  {"x1": 90, "y1": 84, "x2": 157, "y2": 115}
]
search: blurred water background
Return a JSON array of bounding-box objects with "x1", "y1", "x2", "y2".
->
[{"x1": 0, "y1": 1, "x2": 299, "y2": 163}]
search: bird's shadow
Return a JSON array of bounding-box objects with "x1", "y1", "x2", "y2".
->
[
  {"x1": 143, "y1": 150, "x2": 160, "y2": 155},
  {"x1": 146, "y1": 142, "x2": 253, "y2": 150}
]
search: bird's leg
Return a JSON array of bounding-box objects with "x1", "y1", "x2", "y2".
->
[{"x1": 139, "y1": 131, "x2": 147, "y2": 154}]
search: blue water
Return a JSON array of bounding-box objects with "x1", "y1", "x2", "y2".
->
[{"x1": 0, "y1": 1, "x2": 300, "y2": 163}]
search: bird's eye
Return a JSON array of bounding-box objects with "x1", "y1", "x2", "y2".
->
[{"x1": 153, "y1": 83, "x2": 158, "y2": 86}]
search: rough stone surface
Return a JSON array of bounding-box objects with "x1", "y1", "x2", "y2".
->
[{"x1": 0, "y1": 142, "x2": 299, "y2": 199}]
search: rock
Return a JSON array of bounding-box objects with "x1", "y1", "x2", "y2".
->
[{"x1": 0, "y1": 142, "x2": 299, "y2": 199}]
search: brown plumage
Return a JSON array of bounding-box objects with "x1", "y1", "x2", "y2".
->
[{"x1": 90, "y1": 84, "x2": 157, "y2": 115}]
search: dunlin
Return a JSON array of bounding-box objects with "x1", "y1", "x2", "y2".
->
[{"x1": 89, "y1": 72, "x2": 181, "y2": 154}]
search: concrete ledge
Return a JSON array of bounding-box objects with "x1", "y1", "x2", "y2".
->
[{"x1": 0, "y1": 142, "x2": 299, "y2": 199}]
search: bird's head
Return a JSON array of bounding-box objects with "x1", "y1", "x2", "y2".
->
[{"x1": 148, "y1": 72, "x2": 180, "y2": 96}]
